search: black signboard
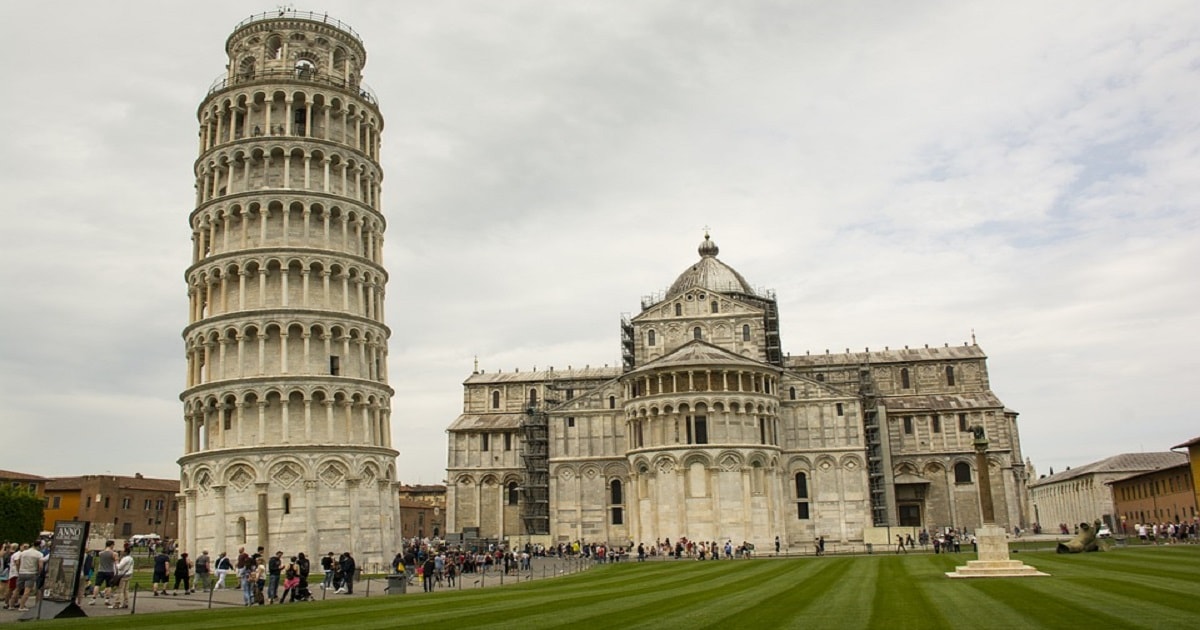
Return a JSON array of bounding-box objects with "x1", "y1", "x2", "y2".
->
[
  {"x1": 45, "y1": 520, "x2": 90, "y2": 602},
  {"x1": 19, "y1": 521, "x2": 91, "y2": 620}
]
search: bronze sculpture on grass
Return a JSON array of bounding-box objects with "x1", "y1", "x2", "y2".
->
[{"x1": 1056, "y1": 520, "x2": 1102, "y2": 553}]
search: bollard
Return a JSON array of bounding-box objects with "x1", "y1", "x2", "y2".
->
[
  {"x1": 365, "y1": 576, "x2": 370, "y2": 597},
  {"x1": 208, "y1": 583, "x2": 216, "y2": 609},
  {"x1": 131, "y1": 583, "x2": 139, "y2": 615}
]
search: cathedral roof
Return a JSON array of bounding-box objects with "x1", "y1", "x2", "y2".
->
[
  {"x1": 785, "y1": 344, "x2": 987, "y2": 368},
  {"x1": 666, "y1": 234, "x2": 757, "y2": 298},
  {"x1": 447, "y1": 413, "x2": 524, "y2": 432},
  {"x1": 880, "y1": 392, "x2": 1005, "y2": 412},
  {"x1": 464, "y1": 366, "x2": 621, "y2": 385}
]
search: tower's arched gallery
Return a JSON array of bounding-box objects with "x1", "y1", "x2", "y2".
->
[
  {"x1": 448, "y1": 235, "x2": 1029, "y2": 548},
  {"x1": 178, "y1": 11, "x2": 398, "y2": 564}
]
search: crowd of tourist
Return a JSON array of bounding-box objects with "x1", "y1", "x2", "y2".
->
[
  {"x1": 1133, "y1": 521, "x2": 1197, "y2": 543},
  {"x1": 0, "y1": 541, "x2": 46, "y2": 612},
  {"x1": 7, "y1": 520, "x2": 1197, "y2": 613}
]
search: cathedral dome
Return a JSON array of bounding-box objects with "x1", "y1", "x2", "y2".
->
[{"x1": 666, "y1": 234, "x2": 756, "y2": 298}]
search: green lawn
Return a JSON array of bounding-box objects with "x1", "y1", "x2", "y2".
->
[{"x1": 40, "y1": 545, "x2": 1200, "y2": 629}]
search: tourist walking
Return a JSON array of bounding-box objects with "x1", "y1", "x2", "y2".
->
[
  {"x1": 14, "y1": 542, "x2": 45, "y2": 612},
  {"x1": 214, "y1": 552, "x2": 232, "y2": 589},
  {"x1": 112, "y1": 550, "x2": 134, "y2": 609},
  {"x1": 195, "y1": 550, "x2": 213, "y2": 592},
  {"x1": 338, "y1": 552, "x2": 356, "y2": 594},
  {"x1": 238, "y1": 548, "x2": 255, "y2": 605},
  {"x1": 151, "y1": 547, "x2": 171, "y2": 596},
  {"x1": 422, "y1": 556, "x2": 436, "y2": 592},
  {"x1": 252, "y1": 558, "x2": 267, "y2": 605},
  {"x1": 173, "y1": 552, "x2": 193, "y2": 594},
  {"x1": 279, "y1": 557, "x2": 300, "y2": 603}
]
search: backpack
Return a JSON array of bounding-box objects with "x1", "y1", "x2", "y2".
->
[
  {"x1": 196, "y1": 555, "x2": 209, "y2": 571},
  {"x1": 285, "y1": 566, "x2": 297, "y2": 580}
]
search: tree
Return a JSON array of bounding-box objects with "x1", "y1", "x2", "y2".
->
[{"x1": 0, "y1": 485, "x2": 44, "y2": 543}]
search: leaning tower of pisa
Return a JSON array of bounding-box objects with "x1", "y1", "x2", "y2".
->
[{"x1": 178, "y1": 10, "x2": 398, "y2": 565}]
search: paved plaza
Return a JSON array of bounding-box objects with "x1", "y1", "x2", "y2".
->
[{"x1": 0, "y1": 556, "x2": 595, "y2": 624}]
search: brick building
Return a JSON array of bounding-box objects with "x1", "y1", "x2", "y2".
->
[
  {"x1": 1110, "y1": 463, "x2": 1197, "y2": 533},
  {"x1": 1173, "y1": 435, "x2": 1200, "y2": 516},
  {"x1": 43, "y1": 474, "x2": 179, "y2": 542},
  {"x1": 0, "y1": 470, "x2": 49, "y2": 498}
]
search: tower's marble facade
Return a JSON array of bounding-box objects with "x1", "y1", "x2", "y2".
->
[
  {"x1": 178, "y1": 11, "x2": 398, "y2": 564},
  {"x1": 448, "y1": 235, "x2": 1028, "y2": 548}
]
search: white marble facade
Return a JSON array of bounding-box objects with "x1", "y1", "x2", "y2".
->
[
  {"x1": 178, "y1": 11, "x2": 399, "y2": 565},
  {"x1": 448, "y1": 235, "x2": 1028, "y2": 549}
]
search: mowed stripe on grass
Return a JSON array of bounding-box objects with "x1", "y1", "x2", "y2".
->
[{"x1": 36, "y1": 546, "x2": 1200, "y2": 630}]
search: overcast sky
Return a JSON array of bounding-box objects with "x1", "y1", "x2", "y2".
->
[{"x1": 1, "y1": 1, "x2": 1197, "y2": 485}]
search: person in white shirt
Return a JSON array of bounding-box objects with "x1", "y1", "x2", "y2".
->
[
  {"x1": 112, "y1": 551, "x2": 135, "y2": 609},
  {"x1": 15, "y1": 542, "x2": 45, "y2": 612}
]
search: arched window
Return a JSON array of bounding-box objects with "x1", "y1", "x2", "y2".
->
[
  {"x1": 836, "y1": 402, "x2": 844, "y2": 416},
  {"x1": 742, "y1": 325, "x2": 751, "y2": 341},
  {"x1": 674, "y1": 303, "x2": 682, "y2": 316},
  {"x1": 945, "y1": 365, "x2": 956, "y2": 386},
  {"x1": 648, "y1": 330, "x2": 656, "y2": 346},
  {"x1": 816, "y1": 373, "x2": 825, "y2": 382},
  {"x1": 693, "y1": 327, "x2": 702, "y2": 340},
  {"x1": 507, "y1": 482, "x2": 519, "y2": 505},
  {"x1": 265, "y1": 35, "x2": 282, "y2": 60},
  {"x1": 711, "y1": 300, "x2": 719, "y2": 313},
  {"x1": 609, "y1": 396, "x2": 616, "y2": 409},
  {"x1": 954, "y1": 462, "x2": 972, "y2": 483},
  {"x1": 529, "y1": 388, "x2": 538, "y2": 405},
  {"x1": 295, "y1": 58, "x2": 315, "y2": 79},
  {"x1": 282, "y1": 493, "x2": 291, "y2": 514},
  {"x1": 491, "y1": 390, "x2": 500, "y2": 409},
  {"x1": 236, "y1": 516, "x2": 247, "y2": 544},
  {"x1": 789, "y1": 387, "x2": 796, "y2": 400},
  {"x1": 900, "y1": 368, "x2": 911, "y2": 389},
  {"x1": 610, "y1": 479, "x2": 624, "y2": 525},
  {"x1": 792, "y1": 468, "x2": 811, "y2": 518},
  {"x1": 795, "y1": 473, "x2": 809, "y2": 499}
]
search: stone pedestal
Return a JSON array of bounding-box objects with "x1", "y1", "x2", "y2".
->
[{"x1": 946, "y1": 524, "x2": 1048, "y2": 578}]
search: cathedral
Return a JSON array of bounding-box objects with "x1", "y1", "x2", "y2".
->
[{"x1": 446, "y1": 234, "x2": 1029, "y2": 549}]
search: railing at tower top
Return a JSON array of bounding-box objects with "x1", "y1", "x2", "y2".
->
[
  {"x1": 232, "y1": 10, "x2": 363, "y2": 46},
  {"x1": 206, "y1": 69, "x2": 378, "y2": 106}
]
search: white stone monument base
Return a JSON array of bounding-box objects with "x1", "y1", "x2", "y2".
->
[{"x1": 946, "y1": 524, "x2": 1049, "y2": 578}]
